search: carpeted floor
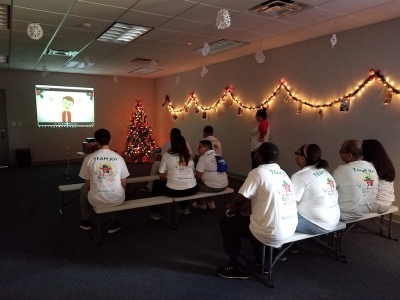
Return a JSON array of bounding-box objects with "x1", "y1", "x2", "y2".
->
[{"x1": 1, "y1": 163, "x2": 400, "y2": 299}]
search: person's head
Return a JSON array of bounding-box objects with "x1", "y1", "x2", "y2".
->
[
  {"x1": 255, "y1": 107, "x2": 267, "y2": 122},
  {"x1": 254, "y1": 142, "x2": 279, "y2": 164},
  {"x1": 203, "y1": 125, "x2": 214, "y2": 138},
  {"x1": 362, "y1": 139, "x2": 395, "y2": 181},
  {"x1": 294, "y1": 144, "x2": 329, "y2": 169},
  {"x1": 170, "y1": 134, "x2": 191, "y2": 163},
  {"x1": 197, "y1": 139, "x2": 212, "y2": 156},
  {"x1": 339, "y1": 140, "x2": 363, "y2": 163},
  {"x1": 169, "y1": 128, "x2": 181, "y2": 140},
  {"x1": 62, "y1": 96, "x2": 74, "y2": 110},
  {"x1": 94, "y1": 128, "x2": 111, "y2": 146}
]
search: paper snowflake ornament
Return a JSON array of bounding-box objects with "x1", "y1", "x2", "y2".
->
[
  {"x1": 175, "y1": 76, "x2": 180, "y2": 85},
  {"x1": 149, "y1": 60, "x2": 158, "y2": 70},
  {"x1": 202, "y1": 42, "x2": 210, "y2": 56},
  {"x1": 27, "y1": 23, "x2": 43, "y2": 40},
  {"x1": 113, "y1": 75, "x2": 119, "y2": 83},
  {"x1": 255, "y1": 51, "x2": 265, "y2": 63},
  {"x1": 331, "y1": 34, "x2": 337, "y2": 49},
  {"x1": 201, "y1": 65, "x2": 208, "y2": 77},
  {"x1": 216, "y1": 9, "x2": 231, "y2": 29}
]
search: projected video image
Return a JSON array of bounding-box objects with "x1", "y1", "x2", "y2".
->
[{"x1": 35, "y1": 85, "x2": 94, "y2": 128}]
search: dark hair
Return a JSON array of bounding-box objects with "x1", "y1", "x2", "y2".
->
[
  {"x1": 342, "y1": 140, "x2": 363, "y2": 159},
  {"x1": 199, "y1": 139, "x2": 212, "y2": 150},
  {"x1": 362, "y1": 139, "x2": 395, "y2": 182},
  {"x1": 94, "y1": 128, "x2": 111, "y2": 146},
  {"x1": 63, "y1": 96, "x2": 74, "y2": 103},
  {"x1": 203, "y1": 125, "x2": 213, "y2": 135},
  {"x1": 258, "y1": 142, "x2": 279, "y2": 162},
  {"x1": 256, "y1": 108, "x2": 267, "y2": 120},
  {"x1": 297, "y1": 144, "x2": 329, "y2": 169},
  {"x1": 170, "y1": 128, "x2": 181, "y2": 136},
  {"x1": 169, "y1": 135, "x2": 191, "y2": 163}
]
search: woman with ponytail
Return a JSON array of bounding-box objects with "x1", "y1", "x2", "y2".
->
[
  {"x1": 291, "y1": 144, "x2": 340, "y2": 234},
  {"x1": 250, "y1": 108, "x2": 270, "y2": 169}
]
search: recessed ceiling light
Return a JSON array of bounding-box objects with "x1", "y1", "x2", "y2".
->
[
  {"x1": 191, "y1": 39, "x2": 248, "y2": 55},
  {"x1": 0, "y1": 55, "x2": 7, "y2": 63},
  {"x1": 63, "y1": 61, "x2": 94, "y2": 69},
  {"x1": 129, "y1": 67, "x2": 160, "y2": 74},
  {"x1": 97, "y1": 23, "x2": 152, "y2": 44}
]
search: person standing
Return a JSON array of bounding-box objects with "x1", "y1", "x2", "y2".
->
[
  {"x1": 217, "y1": 142, "x2": 297, "y2": 279},
  {"x1": 250, "y1": 108, "x2": 270, "y2": 169},
  {"x1": 79, "y1": 128, "x2": 130, "y2": 233},
  {"x1": 362, "y1": 139, "x2": 396, "y2": 213},
  {"x1": 333, "y1": 140, "x2": 378, "y2": 221},
  {"x1": 202, "y1": 125, "x2": 222, "y2": 156}
]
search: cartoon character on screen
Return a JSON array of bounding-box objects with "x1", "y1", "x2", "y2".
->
[{"x1": 62, "y1": 96, "x2": 74, "y2": 122}]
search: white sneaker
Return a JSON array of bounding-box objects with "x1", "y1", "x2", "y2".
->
[
  {"x1": 182, "y1": 208, "x2": 190, "y2": 215},
  {"x1": 206, "y1": 201, "x2": 216, "y2": 210},
  {"x1": 150, "y1": 213, "x2": 160, "y2": 221},
  {"x1": 192, "y1": 202, "x2": 207, "y2": 210}
]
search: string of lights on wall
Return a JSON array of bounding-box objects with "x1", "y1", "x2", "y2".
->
[{"x1": 162, "y1": 69, "x2": 398, "y2": 119}]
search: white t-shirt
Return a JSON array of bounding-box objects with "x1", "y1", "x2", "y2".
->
[
  {"x1": 79, "y1": 149, "x2": 130, "y2": 207},
  {"x1": 204, "y1": 135, "x2": 222, "y2": 156},
  {"x1": 161, "y1": 140, "x2": 193, "y2": 156},
  {"x1": 239, "y1": 163, "x2": 298, "y2": 247},
  {"x1": 196, "y1": 149, "x2": 228, "y2": 188},
  {"x1": 333, "y1": 160, "x2": 378, "y2": 221},
  {"x1": 291, "y1": 166, "x2": 340, "y2": 230},
  {"x1": 159, "y1": 152, "x2": 196, "y2": 190},
  {"x1": 376, "y1": 180, "x2": 395, "y2": 207},
  {"x1": 250, "y1": 126, "x2": 271, "y2": 151}
]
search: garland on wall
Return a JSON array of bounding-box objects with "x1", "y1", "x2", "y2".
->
[{"x1": 162, "y1": 69, "x2": 398, "y2": 119}]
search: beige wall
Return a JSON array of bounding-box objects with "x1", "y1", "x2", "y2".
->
[{"x1": 155, "y1": 18, "x2": 400, "y2": 207}]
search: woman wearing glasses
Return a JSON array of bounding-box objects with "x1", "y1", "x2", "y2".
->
[{"x1": 291, "y1": 144, "x2": 340, "y2": 234}]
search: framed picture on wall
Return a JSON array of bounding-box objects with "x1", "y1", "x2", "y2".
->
[
  {"x1": 339, "y1": 99, "x2": 350, "y2": 112},
  {"x1": 237, "y1": 107, "x2": 243, "y2": 116},
  {"x1": 202, "y1": 111, "x2": 207, "y2": 119}
]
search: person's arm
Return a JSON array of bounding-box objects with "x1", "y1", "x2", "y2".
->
[
  {"x1": 121, "y1": 178, "x2": 127, "y2": 190},
  {"x1": 258, "y1": 121, "x2": 269, "y2": 142},
  {"x1": 159, "y1": 172, "x2": 167, "y2": 181},
  {"x1": 196, "y1": 171, "x2": 203, "y2": 181},
  {"x1": 84, "y1": 179, "x2": 90, "y2": 190},
  {"x1": 226, "y1": 193, "x2": 250, "y2": 216}
]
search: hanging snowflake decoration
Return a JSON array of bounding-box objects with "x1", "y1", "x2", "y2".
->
[
  {"x1": 202, "y1": 42, "x2": 210, "y2": 56},
  {"x1": 113, "y1": 75, "x2": 119, "y2": 83},
  {"x1": 255, "y1": 51, "x2": 265, "y2": 63},
  {"x1": 331, "y1": 34, "x2": 337, "y2": 49},
  {"x1": 148, "y1": 60, "x2": 158, "y2": 70},
  {"x1": 175, "y1": 76, "x2": 180, "y2": 85},
  {"x1": 216, "y1": 9, "x2": 231, "y2": 29},
  {"x1": 27, "y1": 23, "x2": 43, "y2": 40},
  {"x1": 201, "y1": 65, "x2": 208, "y2": 77}
]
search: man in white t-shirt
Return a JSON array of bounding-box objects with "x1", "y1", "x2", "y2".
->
[
  {"x1": 192, "y1": 139, "x2": 228, "y2": 210},
  {"x1": 217, "y1": 142, "x2": 298, "y2": 279},
  {"x1": 141, "y1": 128, "x2": 193, "y2": 191},
  {"x1": 202, "y1": 125, "x2": 222, "y2": 156},
  {"x1": 333, "y1": 140, "x2": 378, "y2": 221},
  {"x1": 79, "y1": 128, "x2": 130, "y2": 233}
]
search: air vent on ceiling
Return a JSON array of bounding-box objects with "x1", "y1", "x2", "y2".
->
[
  {"x1": 248, "y1": 0, "x2": 309, "y2": 18},
  {"x1": 131, "y1": 58, "x2": 153, "y2": 63},
  {"x1": 0, "y1": 4, "x2": 10, "y2": 29}
]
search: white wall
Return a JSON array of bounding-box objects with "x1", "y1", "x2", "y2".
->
[
  {"x1": 155, "y1": 18, "x2": 400, "y2": 208},
  {"x1": 0, "y1": 70, "x2": 156, "y2": 164}
]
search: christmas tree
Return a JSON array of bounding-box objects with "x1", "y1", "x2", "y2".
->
[{"x1": 123, "y1": 100, "x2": 158, "y2": 162}]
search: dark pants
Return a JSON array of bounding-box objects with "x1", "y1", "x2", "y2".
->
[
  {"x1": 220, "y1": 213, "x2": 264, "y2": 273},
  {"x1": 250, "y1": 151, "x2": 258, "y2": 169},
  {"x1": 151, "y1": 180, "x2": 198, "y2": 212}
]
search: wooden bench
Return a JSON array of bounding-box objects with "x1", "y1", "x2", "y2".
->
[
  {"x1": 342, "y1": 205, "x2": 399, "y2": 241},
  {"x1": 58, "y1": 175, "x2": 159, "y2": 215},
  {"x1": 261, "y1": 221, "x2": 347, "y2": 288}
]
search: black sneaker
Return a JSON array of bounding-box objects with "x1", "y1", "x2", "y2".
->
[
  {"x1": 108, "y1": 222, "x2": 121, "y2": 234},
  {"x1": 289, "y1": 243, "x2": 299, "y2": 254},
  {"x1": 217, "y1": 265, "x2": 248, "y2": 279},
  {"x1": 79, "y1": 220, "x2": 91, "y2": 231}
]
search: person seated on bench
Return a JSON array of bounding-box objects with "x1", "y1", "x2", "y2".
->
[
  {"x1": 333, "y1": 140, "x2": 378, "y2": 221},
  {"x1": 291, "y1": 144, "x2": 340, "y2": 234},
  {"x1": 362, "y1": 139, "x2": 396, "y2": 213},
  {"x1": 217, "y1": 142, "x2": 298, "y2": 279},
  {"x1": 141, "y1": 128, "x2": 193, "y2": 192},
  {"x1": 192, "y1": 139, "x2": 228, "y2": 210},
  {"x1": 193, "y1": 125, "x2": 223, "y2": 163},
  {"x1": 78, "y1": 128, "x2": 130, "y2": 233},
  {"x1": 150, "y1": 134, "x2": 198, "y2": 220}
]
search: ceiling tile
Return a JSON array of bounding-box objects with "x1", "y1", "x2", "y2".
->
[
  {"x1": 118, "y1": 9, "x2": 171, "y2": 27},
  {"x1": 69, "y1": 1, "x2": 127, "y2": 21},
  {"x1": 132, "y1": 0, "x2": 198, "y2": 17}
]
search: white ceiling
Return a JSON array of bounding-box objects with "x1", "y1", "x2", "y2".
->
[{"x1": 1, "y1": 0, "x2": 400, "y2": 79}]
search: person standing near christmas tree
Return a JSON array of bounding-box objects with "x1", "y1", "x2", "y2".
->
[{"x1": 79, "y1": 128, "x2": 130, "y2": 233}]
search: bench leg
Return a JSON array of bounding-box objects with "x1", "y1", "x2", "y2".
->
[
  {"x1": 375, "y1": 214, "x2": 398, "y2": 241},
  {"x1": 261, "y1": 245, "x2": 275, "y2": 288}
]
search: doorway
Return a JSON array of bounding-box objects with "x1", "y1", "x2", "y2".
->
[{"x1": 0, "y1": 89, "x2": 10, "y2": 167}]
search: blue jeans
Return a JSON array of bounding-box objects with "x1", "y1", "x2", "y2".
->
[{"x1": 296, "y1": 214, "x2": 331, "y2": 235}]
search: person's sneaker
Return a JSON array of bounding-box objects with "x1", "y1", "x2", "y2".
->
[
  {"x1": 140, "y1": 186, "x2": 152, "y2": 192},
  {"x1": 206, "y1": 201, "x2": 216, "y2": 209},
  {"x1": 192, "y1": 202, "x2": 207, "y2": 210},
  {"x1": 182, "y1": 208, "x2": 190, "y2": 215},
  {"x1": 79, "y1": 220, "x2": 91, "y2": 231},
  {"x1": 107, "y1": 222, "x2": 121, "y2": 234},
  {"x1": 150, "y1": 213, "x2": 160, "y2": 221},
  {"x1": 217, "y1": 265, "x2": 248, "y2": 279},
  {"x1": 289, "y1": 243, "x2": 299, "y2": 254}
]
